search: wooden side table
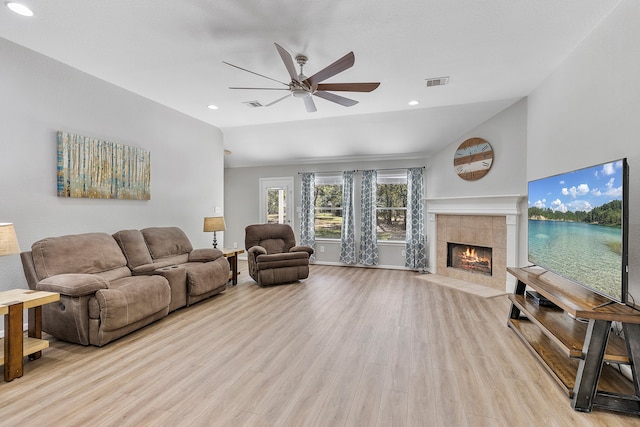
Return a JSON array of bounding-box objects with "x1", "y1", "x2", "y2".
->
[
  {"x1": 222, "y1": 248, "x2": 244, "y2": 286},
  {"x1": 0, "y1": 289, "x2": 59, "y2": 381}
]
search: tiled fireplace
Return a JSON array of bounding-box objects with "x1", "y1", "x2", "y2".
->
[
  {"x1": 435, "y1": 214, "x2": 506, "y2": 289},
  {"x1": 426, "y1": 195, "x2": 524, "y2": 291}
]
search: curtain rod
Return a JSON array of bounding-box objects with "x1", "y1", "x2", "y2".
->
[
  {"x1": 356, "y1": 166, "x2": 425, "y2": 172},
  {"x1": 298, "y1": 166, "x2": 424, "y2": 175},
  {"x1": 297, "y1": 170, "x2": 355, "y2": 175}
]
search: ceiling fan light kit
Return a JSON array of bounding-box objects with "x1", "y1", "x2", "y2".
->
[{"x1": 224, "y1": 43, "x2": 380, "y2": 112}]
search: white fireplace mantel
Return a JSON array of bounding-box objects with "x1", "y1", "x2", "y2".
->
[
  {"x1": 425, "y1": 194, "x2": 525, "y2": 292},
  {"x1": 425, "y1": 194, "x2": 524, "y2": 216}
]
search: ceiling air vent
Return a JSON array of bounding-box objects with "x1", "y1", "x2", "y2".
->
[
  {"x1": 425, "y1": 76, "x2": 449, "y2": 87},
  {"x1": 243, "y1": 100, "x2": 263, "y2": 108}
]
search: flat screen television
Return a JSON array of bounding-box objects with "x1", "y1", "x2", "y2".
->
[{"x1": 527, "y1": 158, "x2": 629, "y2": 304}]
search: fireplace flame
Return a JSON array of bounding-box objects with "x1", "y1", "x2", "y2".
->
[
  {"x1": 449, "y1": 244, "x2": 492, "y2": 275},
  {"x1": 462, "y1": 246, "x2": 489, "y2": 264}
]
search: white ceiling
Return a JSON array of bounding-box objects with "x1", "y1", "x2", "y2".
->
[{"x1": 0, "y1": 0, "x2": 621, "y2": 167}]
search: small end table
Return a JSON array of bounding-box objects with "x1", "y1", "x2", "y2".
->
[
  {"x1": 222, "y1": 248, "x2": 244, "y2": 285},
  {"x1": 1, "y1": 289, "x2": 59, "y2": 381}
]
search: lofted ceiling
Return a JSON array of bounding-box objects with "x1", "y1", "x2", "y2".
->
[{"x1": 0, "y1": 0, "x2": 621, "y2": 167}]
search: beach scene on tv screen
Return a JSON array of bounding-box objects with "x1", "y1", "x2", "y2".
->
[{"x1": 528, "y1": 160, "x2": 624, "y2": 301}]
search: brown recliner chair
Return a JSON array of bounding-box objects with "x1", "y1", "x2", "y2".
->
[{"x1": 245, "y1": 224, "x2": 314, "y2": 286}]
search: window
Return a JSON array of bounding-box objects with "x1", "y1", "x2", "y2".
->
[
  {"x1": 311, "y1": 171, "x2": 407, "y2": 241},
  {"x1": 377, "y1": 172, "x2": 407, "y2": 241},
  {"x1": 314, "y1": 175, "x2": 343, "y2": 239},
  {"x1": 265, "y1": 187, "x2": 286, "y2": 224}
]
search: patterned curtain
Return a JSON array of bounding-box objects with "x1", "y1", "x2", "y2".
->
[
  {"x1": 359, "y1": 169, "x2": 379, "y2": 265},
  {"x1": 405, "y1": 167, "x2": 426, "y2": 269},
  {"x1": 339, "y1": 171, "x2": 356, "y2": 264},
  {"x1": 300, "y1": 172, "x2": 315, "y2": 261}
]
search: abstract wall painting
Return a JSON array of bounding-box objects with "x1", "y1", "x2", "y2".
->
[{"x1": 57, "y1": 131, "x2": 151, "y2": 200}]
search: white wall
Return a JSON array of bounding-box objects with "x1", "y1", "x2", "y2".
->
[
  {"x1": 0, "y1": 38, "x2": 225, "y2": 298},
  {"x1": 426, "y1": 98, "x2": 528, "y2": 200},
  {"x1": 527, "y1": 0, "x2": 640, "y2": 301},
  {"x1": 224, "y1": 158, "x2": 426, "y2": 268}
]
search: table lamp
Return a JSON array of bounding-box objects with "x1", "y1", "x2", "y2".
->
[
  {"x1": 203, "y1": 217, "x2": 225, "y2": 249},
  {"x1": 0, "y1": 223, "x2": 20, "y2": 257}
]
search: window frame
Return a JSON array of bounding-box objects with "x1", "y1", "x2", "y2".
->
[
  {"x1": 314, "y1": 174, "x2": 344, "y2": 240},
  {"x1": 376, "y1": 171, "x2": 408, "y2": 242}
]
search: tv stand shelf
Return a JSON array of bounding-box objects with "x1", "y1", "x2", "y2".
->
[
  {"x1": 510, "y1": 294, "x2": 630, "y2": 363},
  {"x1": 507, "y1": 267, "x2": 640, "y2": 415}
]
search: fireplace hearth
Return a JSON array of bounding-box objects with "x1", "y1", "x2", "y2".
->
[{"x1": 447, "y1": 242, "x2": 493, "y2": 276}]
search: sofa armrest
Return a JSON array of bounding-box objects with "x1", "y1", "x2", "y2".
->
[
  {"x1": 36, "y1": 274, "x2": 109, "y2": 297},
  {"x1": 20, "y1": 251, "x2": 39, "y2": 290},
  {"x1": 290, "y1": 245, "x2": 314, "y2": 255},
  {"x1": 248, "y1": 246, "x2": 267, "y2": 258},
  {"x1": 189, "y1": 248, "x2": 223, "y2": 262}
]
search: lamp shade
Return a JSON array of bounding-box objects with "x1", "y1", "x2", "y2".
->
[
  {"x1": 203, "y1": 217, "x2": 226, "y2": 232},
  {"x1": 0, "y1": 223, "x2": 20, "y2": 256}
]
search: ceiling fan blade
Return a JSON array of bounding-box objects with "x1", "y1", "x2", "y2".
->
[
  {"x1": 315, "y1": 82, "x2": 380, "y2": 92},
  {"x1": 222, "y1": 61, "x2": 289, "y2": 86},
  {"x1": 274, "y1": 43, "x2": 300, "y2": 83},
  {"x1": 305, "y1": 51, "x2": 355, "y2": 86},
  {"x1": 229, "y1": 87, "x2": 289, "y2": 90},
  {"x1": 313, "y1": 91, "x2": 358, "y2": 107},
  {"x1": 304, "y1": 96, "x2": 317, "y2": 113},
  {"x1": 265, "y1": 94, "x2": 291, "y2": 107}
]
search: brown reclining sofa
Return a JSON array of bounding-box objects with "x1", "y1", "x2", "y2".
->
[{"x1": 21, "y1": 227, "x2": 229, "y2": 346}]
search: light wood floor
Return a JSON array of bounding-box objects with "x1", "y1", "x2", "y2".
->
[{"x1": 3, "y1": 262, "x2": 640, "y2": 426}]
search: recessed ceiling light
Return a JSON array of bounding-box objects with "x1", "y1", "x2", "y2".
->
[
  {"x1": 207, "y1": 104, "x2": 218, "y2": 110},
  {"x1": 5, "y1": 2, "x2": 34, "y2": 17},
  {"x1": 408, "y1": 100, "x2": 420, "y2": 106}
]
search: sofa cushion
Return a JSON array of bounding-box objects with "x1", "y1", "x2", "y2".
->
[
  {"x1": 112, "y1": 229, "x2": 153, "y2": 269},
  {"x1": 94, "y1": 266, "x2": 137, "y2": 283},
  {"x1": 185, "y1": 261, "x2": 226, "y2": 297},
  {"x1": 31, "y1": 233, "x2": 128, "y2": 280},
  {"x1": 142, "y1": 227, "x2": 193, "y2": 259},
  {"x1": 95, "y1": 275, "x2": 170, "y2": 331},
  {"x1": 258, "y1": 238, "x2": 287, "y2": 254}
]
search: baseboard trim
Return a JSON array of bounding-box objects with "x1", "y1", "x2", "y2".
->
[
  {"x1": 237, "y1": 255, "x2": 421, "y2": 272},
  {"x1": 311, "y1": 260, "x2": 416, "y2": 271}
]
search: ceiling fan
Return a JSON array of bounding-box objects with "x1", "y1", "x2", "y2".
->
[{"x1": 223, "y1": 43, "x2": 380, "y2": 113}]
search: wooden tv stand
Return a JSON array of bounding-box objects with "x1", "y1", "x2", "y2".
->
[{"x1": 507, "y1": 267, "x2": 640, "y2": 415}]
